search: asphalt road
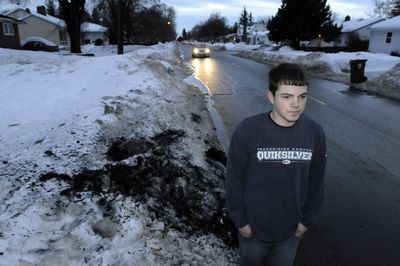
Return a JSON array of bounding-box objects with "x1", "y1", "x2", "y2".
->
[{"x1": 181, "y1": 44, "x2": 400, "y2": 266}]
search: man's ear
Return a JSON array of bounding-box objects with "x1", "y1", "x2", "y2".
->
[{"x1": 267, "y1": 91, "x2": 275, "y2": 104}]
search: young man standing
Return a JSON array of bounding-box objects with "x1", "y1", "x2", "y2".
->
[{"x1": 225, "y1": 63, "x2": 327, "y2": 266}]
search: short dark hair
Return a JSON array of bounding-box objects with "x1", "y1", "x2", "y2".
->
[{"x1": 268, "y1": 63, "x2": 308, "y2": 95}]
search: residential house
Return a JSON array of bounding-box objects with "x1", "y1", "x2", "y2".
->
[
  {"x1": 5, "y1": 7, "x2": 69, "y2": 47},
  {"x1": 236, "y1": 24, "x2": 252, "y2": 43},
  {"x1": 369, "y1": 16, "x2": 400, "y2": 55},
  {"x1": 81, "y1": 22, "x2": 107, "y2": 44},
  {"x1": 220, "y1": 33, "x2": 240, "y2": 43},
  {"x1": 237, "y1": 22, "x2": 270, "y2": 45},
  {"x1": 335, "y1": 17, "x2": 384, "y2": 47},
  {"x1": 0, "y1": 14, "x2": 23, "y2": 49},
  {"x1": 248, "y1": 22, "x2": 269, "y2": 45},
  {"x1": 4, "y1": 6, "x2": 108, "y2": 48},
  {"x1": 304, "y1": 17, "x2": 384, "y2": 48}
]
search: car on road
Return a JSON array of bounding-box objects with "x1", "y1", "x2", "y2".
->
[
  {"x1": 21, "y1": 37, "x2": 59, "y2": 52},
  {"x1": 192, "y1": 45, "x2": 210, "y2": 58}
]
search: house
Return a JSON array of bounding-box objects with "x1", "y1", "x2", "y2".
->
[
  {"x1": 303, "y1": 17, "x2": 384, "y2": 48},
  {"x1": 220, "y1": 33, "x2": 240, "y2": 43},
  {"x1": 335, "y1": 17, "x2": 384, "y2": 47},
  {"x1": 5, "y1": 7, "x2": 70, "y2": 47},
  {"x1": 248, "y1": 22, "x2": 269, "y2": 45},
  {"x1": 369, "y1": 16, "x2": 400, "y2": 55},
  {"x1": 0, "y1": 14, "x2": 23, "y2": 49},
  {"x1": 4, "y1": 6, "x2": 108, "y2": 48},
  {"x1": 81, "y1": 22, "x2": 107, "y2": 44},
  {"x1": 237, "y1": 22, "x2": 270, "y2": 45}
]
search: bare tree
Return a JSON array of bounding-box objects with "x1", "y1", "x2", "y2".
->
[
  {"x1": 58, "y1": 0, "x2": 86, "y2": 53},
  {"x1": 370, "y1": 0, "x2": 394, "y2": 17},
  {"x1": 104, "y1": 0, "x2": 144, "y2": 54}
]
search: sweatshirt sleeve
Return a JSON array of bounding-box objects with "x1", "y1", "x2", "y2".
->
[
  {"x1": 301, "y1": 126, "x2": 327, "y2": 229},
  {"x1": 225, "y1": 123, "x2": 249, "y2": 229}
]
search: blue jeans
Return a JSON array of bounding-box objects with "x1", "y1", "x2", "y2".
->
[{"x1": 238, "y1": 233, "x2": 300, "y2": 266}]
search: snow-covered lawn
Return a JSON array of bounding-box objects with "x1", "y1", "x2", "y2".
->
[{"x1": 0, "y1": 44, "x2": 237, "y2": 265}]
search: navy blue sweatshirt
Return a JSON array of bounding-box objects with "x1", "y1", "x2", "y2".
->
[{"x1": 225, "y1": 112, "x2": 326, "y2": 241}]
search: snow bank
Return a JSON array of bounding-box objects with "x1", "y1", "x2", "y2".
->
[
  {"x1": 212, "y1": 42, "x2": 400, "y2": 99},
  {"x1": 0, "y1": 44, "x2": 238, "y2": 265}
]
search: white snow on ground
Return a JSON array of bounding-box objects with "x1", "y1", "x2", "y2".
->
[
  {"x1": 1, "y1": 41, "x2": 400, "y2": 266},
  {"x1": 214, "y1": 42, "x2": 400, "y2": 76}
]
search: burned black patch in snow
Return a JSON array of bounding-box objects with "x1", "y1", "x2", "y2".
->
[
  {"x1": 191, "y1": 113, "x2": 201, "y2": 124},
  {"x1": 39, "y1": 129, "x2": 237, "y2": 247},
  {"x1": 205, "y1": 147, "x2": 227, "y2": 166},
  {"x1": 150, "y1": 129, "x2": 185, "y2": 146},
  {"x1": 39, "y1": 172, "x2": 71, "y2": 182},
  {"x1": 106, "y1": 137, "x2": 153, "y2": 161}
]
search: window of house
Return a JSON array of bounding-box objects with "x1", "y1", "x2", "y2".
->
[
  {"x1": 2, "y1": 23, "x2": 14, "y2": 36},
  {"x1": 386, "y1": 32, "x2": 392, "y2": 43}
]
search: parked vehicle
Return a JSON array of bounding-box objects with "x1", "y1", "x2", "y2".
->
[
  {"x1": 192, "y1": 45, "x2": 210, "y2": 58},
  {"x1": 21, "y1": 37, "x2": 59, "y2": 52}
]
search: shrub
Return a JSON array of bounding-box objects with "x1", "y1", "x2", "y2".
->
[
  {"x1": 348, "y1": 33, "x2": 369, "y2": 52},
  {"x1": 94, "y1": 39, "x2": 104, "y2": 46},
  {"x1": 390, "y1": 51, "x2": 400, "y2": 57}
]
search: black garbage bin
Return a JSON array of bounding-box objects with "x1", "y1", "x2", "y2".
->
[{"x1": 349, "y1": 59, "x2": 368, "y2": 83}]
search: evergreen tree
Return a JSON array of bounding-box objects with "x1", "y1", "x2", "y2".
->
[
  {"x1": 182, "y1": 28, "x2": 187, "y2": 40},
  {"x1": 267, "y1": 0, "x2": 341, "y2": 49},
  {"x1": 249, "y1": 12, "x2": 254, "y2": 26},
  {"x1": 239, "y1": 6, "x2": 249, "y2": 43},
  {"x1": 232, "y1": 22, "x2": 239, "y2": 33},
  {"x1": 344, "y1": 15, "x2": 351, "y2": 21}
]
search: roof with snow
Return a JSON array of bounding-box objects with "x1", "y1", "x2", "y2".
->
[
  {"x1": 0, "y1": 14, "x2": 23, "y2": 23},
  {"x1": 20, "y1": 11, "x2": 65, "y2": 28},
  {"x1": 4, "y1": 8, "x2": 65, "y2": 28},
  {"x1": 341, "y1": 17, "x2": 384, "y2": 33},
  {"x1": 81, "y1": 22, "x2": 107, "y2": 33},
  {"x1": 370, "y1": 16, "x2": 400, "y2": 31},
  {"x1": 4, "y1": 8, "x2": 106, "y2": 33}
]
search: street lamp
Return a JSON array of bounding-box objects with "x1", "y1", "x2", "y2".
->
[{"x1": 318, "y1": 34, "x2": 322, "y2": 47}]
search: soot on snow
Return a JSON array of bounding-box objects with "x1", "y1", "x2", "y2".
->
[{"x1": 40, "y1": 129, "x2": 237, "y2": 247}]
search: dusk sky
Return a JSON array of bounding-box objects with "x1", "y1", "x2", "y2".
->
[{"x1": 161, "y1": 0, "x2": 375, "y2": 35}]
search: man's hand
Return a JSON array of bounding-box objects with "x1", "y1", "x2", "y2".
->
[
  {"x1": 239, "y1": 224, "x2": 252, "y2": 238},
  {"x1": 294, "y1": 222, "x2": 307, "y2": 238}
]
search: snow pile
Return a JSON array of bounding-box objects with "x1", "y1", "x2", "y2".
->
[
  {"x1": 213, "y1": 42, "x2": 400, "y2": 99},
  {"x1": 360, "y1": 62, "x2": 400, "y2": 99},
  {"x1": 0, "y1": 48, "x2": 66, "y2": 65},
  {"x1": 0, "y1": 44, "x2": 237, "y2": 265}
]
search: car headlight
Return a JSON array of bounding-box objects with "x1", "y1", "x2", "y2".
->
[
  {"x1": 193, "y1": 48, "x2": 199, "y2": 53},
  {"x1": 205, "y1": 48, "x2": 210, "y2": 53}
]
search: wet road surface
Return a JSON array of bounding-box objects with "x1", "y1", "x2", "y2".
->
[{"x1": 181, "y1": 44, "x2": 400, "y2": 266}]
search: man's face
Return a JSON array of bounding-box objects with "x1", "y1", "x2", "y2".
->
[{"x1": 267, "y1": 84, "x2": 308, "y2": 127}]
